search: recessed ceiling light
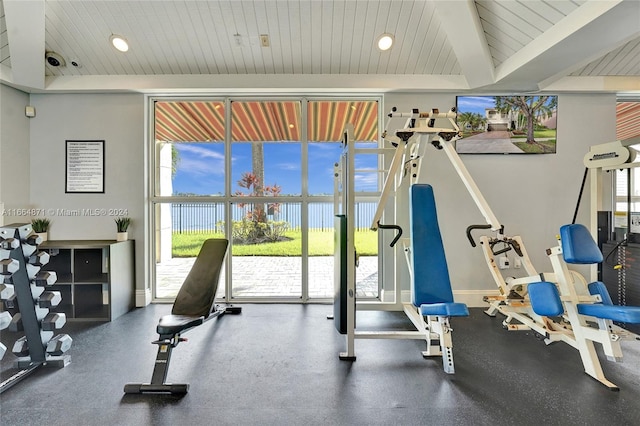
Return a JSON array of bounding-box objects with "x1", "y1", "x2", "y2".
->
[
  {"x1": 376, "y1": 33, "x2": 394, "y2": 51},
  {"x1": 110, "y1": 34, "x2": 129, "y2": 52}
]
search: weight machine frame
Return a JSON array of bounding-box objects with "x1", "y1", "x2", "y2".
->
[{"x1": 333, "y1": 112, "x2": 471, "y2": 371}]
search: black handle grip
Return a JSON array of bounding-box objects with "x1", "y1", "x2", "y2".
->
[
  {"x1": 466, "y1": 224, "x2": 492, "y2": 247},
  {"x1": 489, "y1": 238, "x2": 524, "y2": 257},
  {"x1": 492, "y1": 246, "x2": 511, "y2": 256},
  {"x1": 510, "y1": 239, "x2": 524, "y2": 257},
  {"x1": 378, "y1": 223, "x2": 403, "y2": 247}
]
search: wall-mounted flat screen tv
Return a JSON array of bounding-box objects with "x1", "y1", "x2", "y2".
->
[{"x1": 455, "y1": 95, "x2": 557, "y2": 154}]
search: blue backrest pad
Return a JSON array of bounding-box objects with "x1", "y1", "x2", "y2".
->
[
  {"x1": 560, "y1": 224, "x2": 603, "y2": 264},
  {"x1": 588, "y1": 281, "x2": 614, "y2": 305},
  {"x1": 410, "y1": 184, "x2": 454, "y2": 307},
  {"x1": 528, "y1": 281, "x2": 564, "y2": 316}
]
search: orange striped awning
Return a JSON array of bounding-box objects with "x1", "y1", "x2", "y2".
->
[
  {"x1": 155, "y1": 101, "x2": 226, "y2": 142},
  {"x1": 617, "y1": 101, "x2": 640, "y2": 140},
  {"x1": 154, "y1": 100, "x2": 378, "y2": 143},
  {"x1": 308, "y1": 101, "x2": 378, "y2": 142},
  {"x1": 231, "y1": 101, "x2": 301, "y2": 141}
]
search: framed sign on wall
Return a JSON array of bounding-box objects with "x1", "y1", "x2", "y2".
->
[{"x1": 65, "y1": 140, "x2": 105, "y2": 193}]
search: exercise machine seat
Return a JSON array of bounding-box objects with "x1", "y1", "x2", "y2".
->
[
  {"x1": 420, "y1": 302, "x2": 469, "y2": 317},
  {"x1": 410, "y1": 184, "x2": 469, "y2": 318},
  {"x1": 560, "y1": 224, "x2": 603, "y2": 264},
  {"x1": 157, "y1": 238, "x2": 229, "y2": 336},
  {"x1": 578, "y1": 303, "x2": 640, "y2": 323},
  {"x1": 156, "y1": 315, "x2": 204, "y2": 336},
  {"x1": 528, "y1": 281, "x2": 564, "y2": 317},
  {"x1": 560, "y1": 224, "x2": 640, "y2": 323},
  {"x1": 577, "y1": 281, "x2": 640, "y2": 324}
]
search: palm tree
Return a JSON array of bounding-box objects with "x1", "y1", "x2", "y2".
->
[
  {"x1": 252, "y1": 141, "x2": 265, "y2": 220},
  {"x1": 458, "y1": 111, "x2": 476, "y2": 131},
  {"x1": 494, "y1": 96, "x2": 556, "y2": 143},
  {"x1": 470, "y1": 113, "x2": 486, "y2": 132},
  {"x1": 171, "y1": 144, "x2": 180, "y2": 177}
]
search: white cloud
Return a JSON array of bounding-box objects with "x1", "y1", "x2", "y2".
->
[
  {"x1": 175, "y1": 143, "x2": 225, "y2": 176},
  {"x1": 457, "y1": 96, "x2": 494, "y2": 111},
  {"x1": 354, "y1": 173, "x2": 378, "y2": 191},
  {"x1": 276, "y1": 162, "x2": 300, "y2": 171},
  {"x1": 176, "y1": 143, "x2": 224, "y2": 160}
]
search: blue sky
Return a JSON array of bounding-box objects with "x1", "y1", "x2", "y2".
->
[
  {"x1": 171, "y1": 142, "x2": 378, "y2": 196},
  {"x1": 456, "y1": 95, "x2": 558, "y2": 116},
  {"x1": 456, "y1": 96, "x2": 497, "y2": 115}
]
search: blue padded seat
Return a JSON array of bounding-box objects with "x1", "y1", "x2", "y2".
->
[
  {"x1": 560, "y1": 224, "x2": 603, "y2": 264},
  {"x1": 528, "y1": 281, "x2": 564, "y2": 316},
  {"x1": 420, "y1": 302, "x2": 469, "y2": 317},
  {"x1": 559, "y1": 224, "x2": 640, "y2": 323},
  {"x1": 410, "y1": 184, "x2": 469, "y2": 318},
  {"x1": 587, "y1": 281, "x2": 614, "y2": 305},
  {"x1": 576, "y1": 281, "x2": 640, "y2": 324},
  {"x1": 577, "y1": 304, "x2": 640, "y2": 323}
]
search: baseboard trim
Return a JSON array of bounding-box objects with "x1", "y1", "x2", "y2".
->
[{"x1": 136, "y1": 288, "x2": 152, "y2": 307}]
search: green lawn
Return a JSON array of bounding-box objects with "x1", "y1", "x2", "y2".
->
[
  {"x1": 172, "y1": 229, "x2": 378, "y2": 257},
  {"x1": 513, "y1": 139, "x2": 556, "y2": 153},
  {"x1": 511, "y1": 129, "x2": 556, "y2": 139}
]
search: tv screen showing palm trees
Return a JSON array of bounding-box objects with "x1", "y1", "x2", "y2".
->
[{"x1": 455, "y1": 95, "x2": 557, "y2": 154}]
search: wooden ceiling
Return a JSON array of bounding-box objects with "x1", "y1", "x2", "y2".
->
[{"x1": 1, "y1": 1, "x2": 639, "y2": 93}]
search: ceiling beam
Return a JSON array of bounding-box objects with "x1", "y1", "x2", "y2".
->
[
  {"x1": 40, "y1": 74, "x2": 469, "y2": 94},
  {"x1": 432, "y1": 0, "x2": 495, "y2": 89},
  {"x1": 3, "y1": 0, "x2": 45, "y2": 90},
  {"x1": 493, "y1": 0, "x2": 640, "y2": 91}
]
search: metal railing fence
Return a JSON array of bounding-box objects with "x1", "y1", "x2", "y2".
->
[{"x1": 171, "y1": 202, "x2": 376, "y2": 233}]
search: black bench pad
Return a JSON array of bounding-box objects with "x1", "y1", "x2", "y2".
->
[{"x1": 157, "y1": 314, "x2": 204, "y2": 335}]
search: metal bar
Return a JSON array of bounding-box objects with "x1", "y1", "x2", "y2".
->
[
  {"x1": 354, "y1": 331, "x2": 427, "y2": 339},
  {"x1": 440, "y1": 138, "x2": 502, "y2": 231},
  {"x1": 371, "y1": 141, "x2": 406, "y2": 230}
]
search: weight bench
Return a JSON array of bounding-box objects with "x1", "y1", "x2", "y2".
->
[
  {"x1": 124, "y1": 239, "x2": 241, "y2": 395},
  {"x1": 527, "y1": 224, "x2": 640, "y2": 389},
  {"x1": 410, "y1": 184, "x2": 469, "y2": 373}
]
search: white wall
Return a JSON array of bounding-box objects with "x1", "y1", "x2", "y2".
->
[
  {"x1": 0, "y1": 84, "x2": 31, "y2": 225},
  {"x1": 0, "y1": 87, "x2": 618, "y2": 307},
  {"x1": 384, "y1": 93, "x2": 616, "y2": 302},
  {"x1": 28, "y1": 93, "x2": 146, "y2": 299}
]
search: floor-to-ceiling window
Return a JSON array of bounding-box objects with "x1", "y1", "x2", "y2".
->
[
  {"x1": 613, "y1": 101, "x2": 640, "y2": 234},
  {"x1": 150, "y1": 96, "x2": 381, "y2": 302}
]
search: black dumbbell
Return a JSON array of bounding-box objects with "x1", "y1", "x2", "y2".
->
[
  {"x1": 0, "y1": 283, "x2": 15, "y2": 300},
  {"x1": 0, "y1": 258, "x2": 19, "y2": 275},
  {"x1": 46, "y1": 334, "x2": 72, "y2": 356},
  {"x1": 38, "y1": 291, "x2": 62, "y2": 308},
  {"x1": 0, "y1": 237, "x2": 20, "y2": 250},
  {"x1": 12, "y1": 336, "x2": 29, "y2": 357},
  {"x1": 41, "y1": 312, "x2": 66, "y2": 331},
  {"x1": 34, "y1": 271, "x2": 57, "y2": 286},
  {"x1": 29, "y1": 251, "x2": 50, "y2": 266}
]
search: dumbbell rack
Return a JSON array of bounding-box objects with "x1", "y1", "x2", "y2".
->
[{"x1": 0, "y1": 223, "x2": 72, "y2": 394}]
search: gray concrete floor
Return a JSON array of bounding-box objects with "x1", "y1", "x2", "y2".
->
[
  {"x1": 156, "y1": 256, "x2": 378, "y2": 299},
  {"x1": 2, "y1": 304, "x2": 640, "y2": 425}
]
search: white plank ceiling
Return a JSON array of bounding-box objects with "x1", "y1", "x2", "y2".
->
[{"x1": 1, "y1": 0, "x2": 639, "y2": 93}]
